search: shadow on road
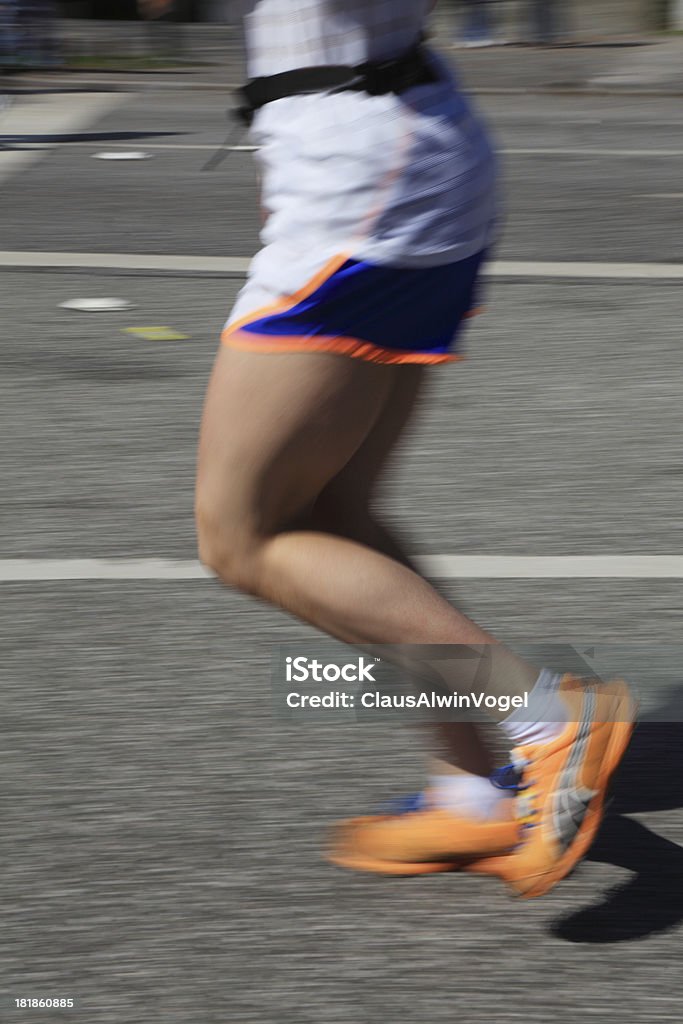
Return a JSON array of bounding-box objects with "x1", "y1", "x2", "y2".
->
[
  {"x1": 0, "y1": 129, "x2": 185, "y2": 148},
  {"x1": 551, "y1": 694, "x2": 683, "y2": 944},
  {"x1": 553, "y1": 815, "x2": 683, "y2": 943}
]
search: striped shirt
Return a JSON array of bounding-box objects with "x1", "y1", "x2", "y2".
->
[{"x1": 242, "y1": 0, "x2": 432, "y2": 77}]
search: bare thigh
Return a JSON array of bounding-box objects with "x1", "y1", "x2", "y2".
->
[
  {"x1": 195, "y1": 346, "x2": 403, "y2": 565},
  {"x1": 315, "y1": 362, "x2": 424, "y2": 513}
]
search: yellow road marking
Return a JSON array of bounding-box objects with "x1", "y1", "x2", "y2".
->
[{"x1": 124, "y1": 326, "x2": 191, "y2": 341}]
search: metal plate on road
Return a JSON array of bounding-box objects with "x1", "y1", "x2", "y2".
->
[
  {"x1": 92, "y1": 152, "x2": 152, "y2": 161},
  {"x1": 59, "y1": 297, "x2": 136, "y2": 312}
]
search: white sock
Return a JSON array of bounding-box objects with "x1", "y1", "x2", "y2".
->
[
  {"x1": 430, "y1": 669, "x2": 567, "y2": 818},
  {"x1": 500, "y1": 668, "x2": 567, "y2": 749},
  {"x1": 429, "y1": 772, "x2": 514, "y2": 821}
]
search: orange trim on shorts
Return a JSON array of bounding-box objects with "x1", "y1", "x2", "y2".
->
[
  {"x1": 223, "y1": 253, "x2": 352, "y2": 338},
  {"x1": 221, "y1": 328, "x2": 461, "y2": 366}
]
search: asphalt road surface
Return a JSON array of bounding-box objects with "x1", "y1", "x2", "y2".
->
[{"x1": 1, "y1": 66, "x2": 683, "y2": 1024}]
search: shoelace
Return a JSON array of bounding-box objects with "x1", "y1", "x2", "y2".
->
[
  {"x1": 490, "y1": 762, "x2": 522, "y2": 792},
  {"x1": 493, "y1": 755, "x2": 540, "y2": 831}
]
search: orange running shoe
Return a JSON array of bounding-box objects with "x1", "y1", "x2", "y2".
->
[
  {"x1": 326, "y1": 791, "x2": 520, "y2": 876},
  {"x1": 463, "y1": 675, "x2": 638, "y2": 898}
]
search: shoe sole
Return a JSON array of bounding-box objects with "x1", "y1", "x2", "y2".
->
[
  {"x1": 326, "y1": 684, "x2": 637, "y2": 886},
  {"x1": 327, "y1": 850, "x2": 459, "y2": 876},
  {"x1": 325, "y1": 814, "x2": 516, "y2": 876}
]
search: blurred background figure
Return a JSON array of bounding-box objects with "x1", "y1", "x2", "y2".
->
[
  {"x1": 17, "y1": 0, "x2": 60, "y2": 67},
  {"x1": 137, "y1": 0, "x2": 183, "y2": 60},
  {"x1": 457, "y1": 0, "x2": 498, "y2": 47},
  {"x1": 1, "y1": 0, "x2": 21, "y2": 67},
  {"x1": 450, "y1": 0, "x2": 565, "y2": 48},
  {"x1": 137, "y1": 0, "x2": 174, "y2": 17},
  {"x1": 5, "y1": 0, "x2": 62, "y2": 68},
  {"x1": 528, "y1": 0, "x2": 561, "y2": 44}
]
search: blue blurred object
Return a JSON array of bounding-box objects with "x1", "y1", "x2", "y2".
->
[
  {"x1": 529, "y1": 0, "x2": 560, "y2": 43},
  {"x1": 459, "y1": 0, "x2": 495, "y2": 46},
  {"x1": 1, "y1": 0, "x2": 61, "y2": 68}
]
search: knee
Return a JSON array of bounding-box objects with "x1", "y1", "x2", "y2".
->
[{"x1": 195, "y1": 498, "x2": 263, "y2": 595}]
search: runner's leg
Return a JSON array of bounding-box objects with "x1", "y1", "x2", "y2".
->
[
  {"x1": 296, "y1": 362, "x2": 424, "y2": 568},
  {"x1": 196, "y1": 345, "x2": 537, "y2": 705},
  {"x1": 296, "y1": 361, "x2": 497, "y2": 780}
]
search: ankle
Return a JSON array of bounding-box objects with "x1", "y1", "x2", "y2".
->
[
  {"x1": 430, "y1": 772, "x2": 515, "y2": 821},
  {"x1": 500, "y1": 668, "x2": 566, "y2": 749}
]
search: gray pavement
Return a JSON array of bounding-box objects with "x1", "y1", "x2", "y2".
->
[
  {"x1": 2, "y1": 58, "x2": 683, "y2": 1024},
  {"x1": 13, "y1": 31, "x2": 683, "y2": 96}
]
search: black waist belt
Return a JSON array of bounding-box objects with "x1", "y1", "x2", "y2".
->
[{"x1": 235, "y1": 44, "x2": 439, "y2": 126}]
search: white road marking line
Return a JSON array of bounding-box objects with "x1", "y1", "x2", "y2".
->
[
  {"x1": 493, "y1": 119, "x2": 683, "y2": 127},
  {"x1": 488, "y1": 260, "x2": 683, "y2": 280},
  {"x1": 3, "y1": 251, "x2": 683, "y2": 280},
  {"x1": 0, "y1": 556, "x2": 682, "y2": 582},
  {"x1": 0, "y1": 560, "x2": 215, "y2": 582},
  {"x1": 0, "y1": 93, "x2": 127, "y2": 185},
  {"x1": 31, "y1": 140, "x2": 683, "y2": 159},
  {"x1": 0, "y1": 251, "x2": 250, "y2": 273},
  {"x1": 419, "y1": 556, "x2": 683, "y2": 579},
  {"x1": 78, "y1": 142, "x2": 257, "y2": 152},
  {"x1": 504, "y1": 148, "x2": 683, "y2": 157}
]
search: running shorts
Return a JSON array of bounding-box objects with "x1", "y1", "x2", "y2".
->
[
  {"x1": 222, "y1": 249, "x2": 486, "y2": 365},
  {"x1": 222, "y1": 51, "x2": 497, "y2": 365}
]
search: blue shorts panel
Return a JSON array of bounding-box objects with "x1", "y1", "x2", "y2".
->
[{"x1": 237, "y1": 249, "x2": 487, "y2": 360}]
